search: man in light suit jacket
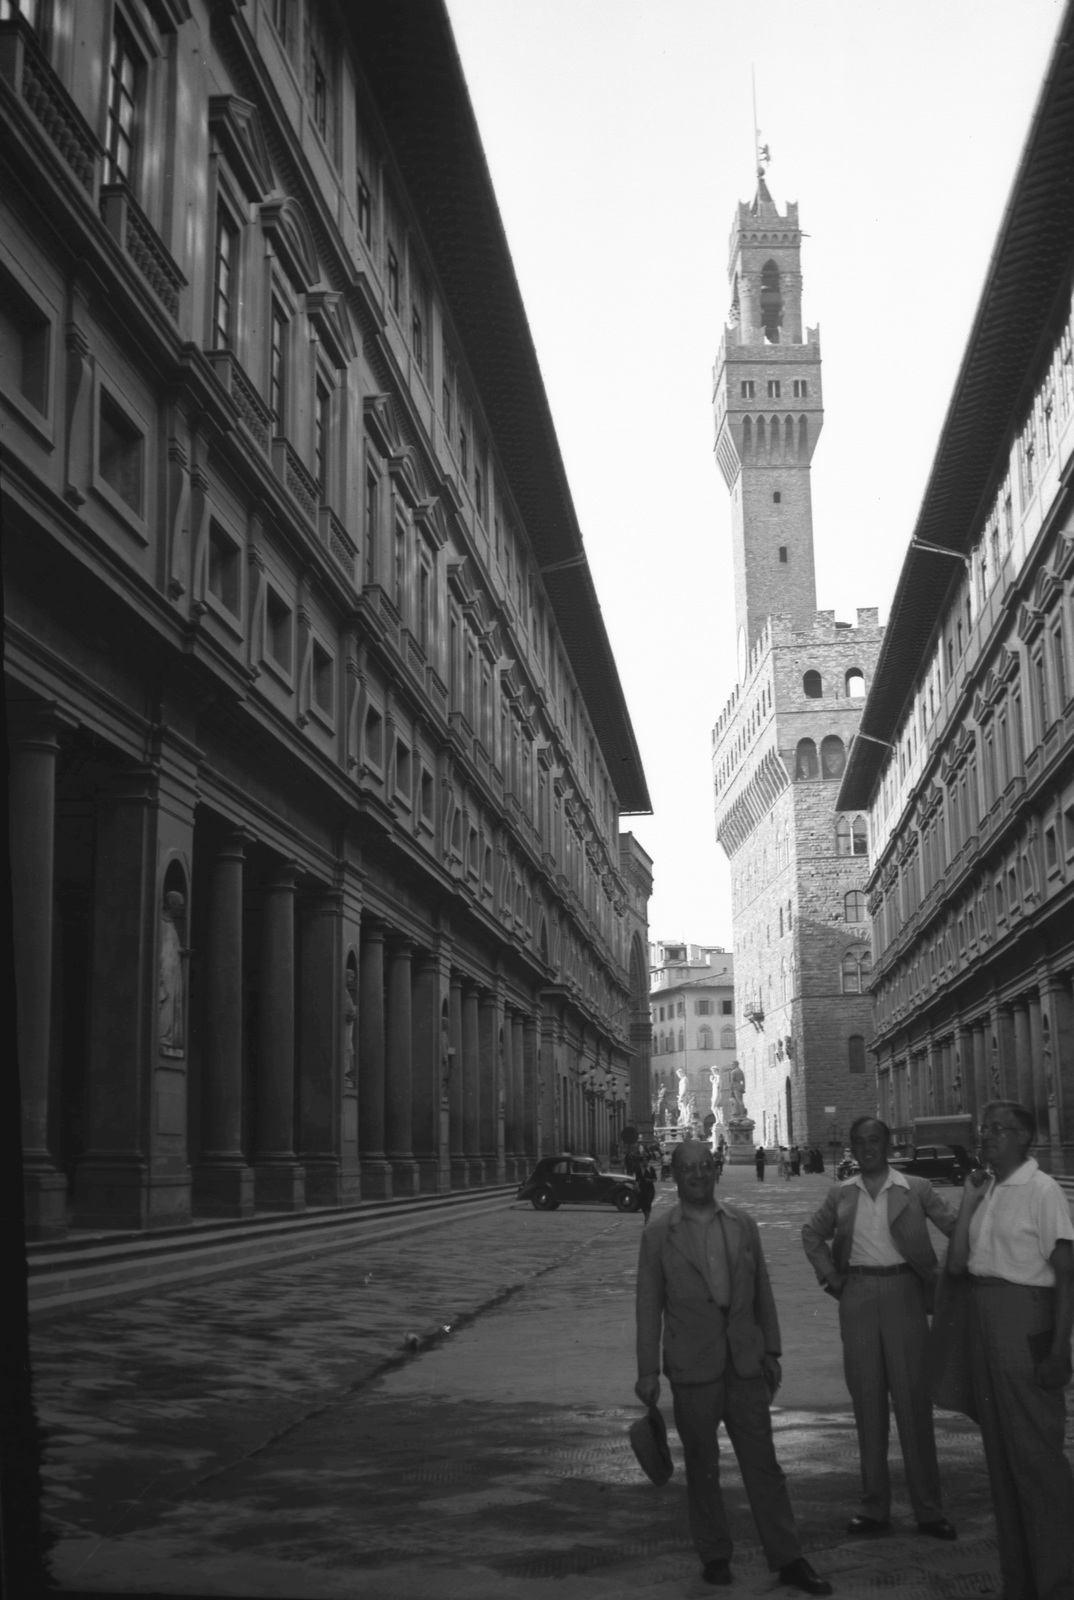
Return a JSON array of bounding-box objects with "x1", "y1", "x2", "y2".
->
[
  {"x1": 636, "y1": 1140, "x2": 832, "y2": 1593},
  {"x1": 802, "y1": 1116, "x2": 957, "y2": 1539}
]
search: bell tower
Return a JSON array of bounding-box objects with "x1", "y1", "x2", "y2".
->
[{"x1": 713, "y1": 172, "x2": 824, "y2": 678}]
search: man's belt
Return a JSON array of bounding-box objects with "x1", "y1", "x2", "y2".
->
[
  {"x1": 846, "y1": 1262, "x2": 913, "y2": 1277},
  {"x1": 971, "y1": 1274, "x2": 1054, "y2": 1293}
]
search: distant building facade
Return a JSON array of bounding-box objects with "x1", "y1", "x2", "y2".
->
[
  {"x1": 649, "y1": 943, "x2": 735, "y2": 1127},
  {"x1": 838, "y1": 9, "x2": 1074, "y2": 1164},
  {"x1": 3, "y1": 0, "x2": 650, "y2": 1238},
  {"x1": 710, "y1": 176, "x2": 882, "y2": 1153}
]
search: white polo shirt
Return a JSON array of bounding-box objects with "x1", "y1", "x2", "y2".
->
[
  {"x1": 847, "y1": 1166, "x2": 909, "y2": 1268},
  {"x1": 968, "y1": 1157, "x2": 1074, "y2": 1287}
]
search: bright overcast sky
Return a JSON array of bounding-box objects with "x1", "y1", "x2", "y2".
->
[{"x1": 445, "y1": 0, "x2": 1063, "y2": 948}]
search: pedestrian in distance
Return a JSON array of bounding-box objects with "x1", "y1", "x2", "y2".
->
[
  {"x1": 635, "y1": 1141, "x2": 833, "y2": 1593},
  {"x1": 801, "y1": 1116, "x2": 958, "y2": 1541},
  {"x1": 755, "y1": 1144, "x2": 766, "y2": 1182},
  {"x1": 945, "y1": 1100, "x2": 1074, "y2": 1600},
  {"x1": 637, "y1": 1160, "x2": 656, "y2": 1224},
  {"x1": 713, "y1": 1146, "x2": 725, "y2": 1183},
  {"x1": 790, "y1": 1146, "x2": 802, "y2": 1178}
]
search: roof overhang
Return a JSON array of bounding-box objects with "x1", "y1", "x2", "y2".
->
[
  {"x1": 838, "y1": 0, "x2": 1074, "y2": 813},
  {"x1": 343, "y1": 1, "x2": 651, "y2": 813}
]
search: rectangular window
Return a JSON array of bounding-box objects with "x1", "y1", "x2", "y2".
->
[
  {"x1": 311, "y1": 53, "x2": 327, "y2": 139},
  {"x1": 98, "y1": 389, "x2": 143, "y2": 513},
  {"x1": 442, "y1": 379, "x2": 453, "y2": 439},
  {"x1": 265, "y1": 588, "x2": 292, "y2": 674},
  {"x1": 393, "y1": 522, "x2": 406, "y2": 613},
  {"x1": 1034, "y1": 650, "x2": 1049, "y2": 733},
  {"x1": 793, "y1": 379, "x2": 808, "y2": 398},
  {"x1": 411, "y1": 305, "x2": 423, "y2": 371},
  {"x1": 311, "y1": 641, "x2": 334, "y2": 718},
  {"x1": 1052, "y1": 623, "x2": 1068, "y2": 711},
  {"x1": 269, "y1": 303, "x2": 286, "y2": 429},
  {"x1": 106, "y1": 18, "x2": 140, "y2": 185},
  {"x1": 208, "y1": 522, "x2": 240, "y2": 614},
  {"x1": 418, "y1": 560, "x2": 431, "y2": 649},
  {"x1": 778, "y1": 546, "x2": 787, "y2": 563},
  {"x1": 740, "y1": 380, "x2": 755, "y2": 399},
  {"x1": 0, "y1": 268, "x2": 49, "y2": 415},
  {"x1": 357, "y1": 172, "x2": 372, "y2": 244},
  {"x1": 387, "y1": 245, "x2": 400, "y2": 314},
  {"x1": 767, "y1": 379, "x2": 781, "y2": 398},
  {"x1": 212, "y1": 205, "x2": 238, "y2": 350},
  {"x1": 314, "y1": 379, "x2": 330, "y2": 495}
]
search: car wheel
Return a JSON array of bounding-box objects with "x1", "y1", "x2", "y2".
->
[
  {"x1": 531, "y1": 1187, "x2": 559, "y2": 1211},
  {"x1": 615, "y1": 1188, "x2": 640, "y2": 1213}
]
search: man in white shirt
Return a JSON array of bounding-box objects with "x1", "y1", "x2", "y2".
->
[
  {"x1": 802, "y1": 1116, "x2": 957, "y2": 1538},
  {"x1": 948, "y1": 1100, "x2": 1074, "y2": 1600}
]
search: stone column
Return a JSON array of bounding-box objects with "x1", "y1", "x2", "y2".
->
[
  {"x1": 993, "y1": 1003, "x2": 1017, "y2": 1100},
  {"x1": 194, "y1": 831, "x2": 254, "y2": 1217},
  {"x1": 500, "y1": 1008, "x2": 515, "y2": 1181},
  {"x1": 385, "y1": 938, "x2": 417, "y2": 1194},
  {"x1": 254, "y1": 864, "x2": 305, "y2": 1211},
  {"x1": 411, "y1": 951, "x2": 445, "y2": 1194},
  {"x1": 515, "y1": 1011, "x2": 528, "y2": 1177},
  {"x1": 74, "y1": 767, "x2": 159, "y2": 1231},
  {"x1": 298, "y1": 890, "x2": 342, "y2": 1205},
  {"x1": 1027, "y1": 992, "x2": 1051, "y2": 1170},
  {"x1": 1040, "y1": 973, "x2": 1074, "y2": 1175},
  {"x1": 972, "y1": 1022, "x2": 989, "y2": 1121},
  {"x1": 523, "y1": 1016, "x2": 539, "y2": 1163},
  {"x1": 358, "y1": 923, "x2": 390, "y2": 1197},
  {"x1": 9, "y1": 707, "x2": 68, "y2": 1239},
  {"x1": 449, "y1": 974, "x2": 466, "y2": 1187},
  {"x1": 1011, "y1": 998, "x2": 1034, "y2": 1114},
  {"x1": 478, "y1": 990, "x2": 500, "y2": 1184},
  {"x1": 462, "y1": 983, "x2": 482, "y2": 1185}
]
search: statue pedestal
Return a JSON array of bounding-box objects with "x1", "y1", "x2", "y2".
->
[{"x1": 724, "y1": 1119, "x2": 756, "y2": 1164}]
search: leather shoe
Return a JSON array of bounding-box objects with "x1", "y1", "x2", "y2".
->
[
  {"x1": 917, "y1": 1518, "x2": 957, "y2": 1540},
  {"x1": 846, "y1": 1514, "x2": 891, "y2": 1535},
  {"x1": 702, "y1": 1558, "x2": 732, "y2": 1585},
  {"x1": 778, "y1": 1557, "x2": 833, "y2": 1595}
]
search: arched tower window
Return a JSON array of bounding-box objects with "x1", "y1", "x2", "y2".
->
[
  {"x1": 698, "y1": 1025, "x2": 713, "y2": 1050},
  {"x1": 841, "y1": 949, "x2": 872, "y2": 995},
  {"x1": 795, "y1": 738, "x2": 818, "y2": 780},
  {"x1": 845, "y1": 889, "x2": 867, "y2": 922},
  {"x1": 803, "y1": 670, "x2": 822, "y2": 698},
  {"x1": 836, "y1": 816, "x2": 851, "y2": 855},
  {"x1": 760, "y1": 258, "x2": 783, "y2": 342},
  {"x1": 757, "y1": 415, "x2": 766, "y2": 454},
  {"x1": 846, "y1": 668, "x2": 865, "y2": 699},
  {"x1": 797, "y1": 415, "x2": 808, "y2": 459},
  {"x1": 821, "y1": 735, "x2": 846, "y2": 779},
  {"x1": 852, "y1": 815, "x2": 868, "y2": 855},
  {"x1": 784, "y1": 415, "x2": 794, "y2": 454},
  {"x1": 742, "y1": 415, "x2": 752, "y2": 456}
]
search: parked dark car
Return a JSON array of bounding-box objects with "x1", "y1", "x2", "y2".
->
[
  {"x1": 516, "y1": 1154, "x2": 641, "y2": 1212},
  {"x1": 836, "y1": 1152, "x2": 859, "y2": 1180},
  {"x1": 890, "y1": 1144, "x2": 980, "y2": 1185}
]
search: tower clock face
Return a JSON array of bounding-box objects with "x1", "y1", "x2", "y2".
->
[{"x1": 737, "y1": 626, "x2": 747, "y2": 683}]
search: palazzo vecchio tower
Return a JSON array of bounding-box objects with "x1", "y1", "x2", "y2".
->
[{"x1": 711, "y1": 166, "x2": 883, "y2": 1155}]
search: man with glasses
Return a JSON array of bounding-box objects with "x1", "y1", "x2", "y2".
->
[
  {"x1": 948, "y1": 1099, "x2": 1074, "y2": 1600},
  {"x1": 802, "y1": 1116, "x2": 958, "y2": 1540},
  {"x1": 635, "y1": 1139, "x2": 832, "y2": 1593}
]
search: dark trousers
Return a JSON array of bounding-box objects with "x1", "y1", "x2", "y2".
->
[
  {"x1": 671, "y1": 1371, "x2": 801, "y2": 1570},
  {"x1": 839, "y1": 1270, "x2": 943, "y2": 1523},
  {"x1": 970, "y1": 1280, "x2": 1074, "y2": 1600}
]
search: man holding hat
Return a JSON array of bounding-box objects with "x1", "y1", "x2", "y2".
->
[{"x1": 635, "y1": 1139, "x2": 832, "y2": 1593}]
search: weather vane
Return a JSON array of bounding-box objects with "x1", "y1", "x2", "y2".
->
[{"x1": 751, "y1": 66, "x2": 770, "y2": 183}]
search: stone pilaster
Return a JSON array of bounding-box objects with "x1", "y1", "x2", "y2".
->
[
  {"x1": 193, "y1": 831, "x2": 254, "y2": 1217},
  {"x1": 9, "y1": 704, "x2": 68, "y2": 1239},
  {"x1": 385, "y1": 938, "x2": 417, "y2": 1194},
  {"x1": 411, "y1": 950, "x2": 448, "y2": 1194},
  {"x1": 358, "y1": 923, "x2": 390, "y2": 1197},
  {"x1": 462, "y1": 983, "x2": 482, "y2": 1186},
  {"x1": 448, "y1": 974, "x2": 466, "y2": 1187},
  {"x1": 299, "y1": 890, "x2": 343, "y2": 1205},
  {"x1": 254, "y1": 864, "x2": 305, "y2": 1211}
]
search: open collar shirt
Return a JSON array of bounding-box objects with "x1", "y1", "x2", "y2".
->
[
  {"x1": 968, "y1": 1156, "x2": 1074, "y2": 1286},
  {"x1": 678, "y1": 1202, "x2": 732, "y2": 1309},
  {"x1": 847, "y1": 1165, "x2": 910, "y2": 1268}
]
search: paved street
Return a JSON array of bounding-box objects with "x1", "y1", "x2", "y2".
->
[{"x1": 30, "y1": 1164, "x2": 1046, "y2": 1597}]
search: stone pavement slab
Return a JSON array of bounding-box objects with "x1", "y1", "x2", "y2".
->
[{"x1": 29, "y1": 1165, "x2": 1057, "y2": 1597}]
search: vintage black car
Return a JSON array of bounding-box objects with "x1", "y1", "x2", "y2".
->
[
  {"x1": 890, "y1": 1144, "x2": 980, "y2": 1185},
  {"x1": 516, "y1": 1154, "x2": 641, "y2": 1212}
]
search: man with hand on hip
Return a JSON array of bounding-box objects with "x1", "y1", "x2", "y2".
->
[
  {"x1": 636, "y1": 1140, "x2": 832, "y2": 1593},
  {"x1": 802, "y1": 1116, "x2": 957, "y2": 1540},
  {"x1": 947, "y1": 1100, "x2": 1074, "y2": 1600}
]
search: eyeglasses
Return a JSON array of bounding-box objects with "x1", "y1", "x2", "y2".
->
[{"x1": 979, "y1": 1121, "x2": 1021, "y2": 1137}]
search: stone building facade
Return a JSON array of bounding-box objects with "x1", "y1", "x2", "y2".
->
[
  {"x1": 710, "y1": 176, "x2": 883, "y2": 1153},
  {"x1": 838, "y1": 7, "x2": 1074, "y2": 1165},
  {"x1": 3, "y1": 0, "x2": 651, "y2": 1239},
  {"x1": 649, "y1": 943, "x2": 735, "y2": 1128}
]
